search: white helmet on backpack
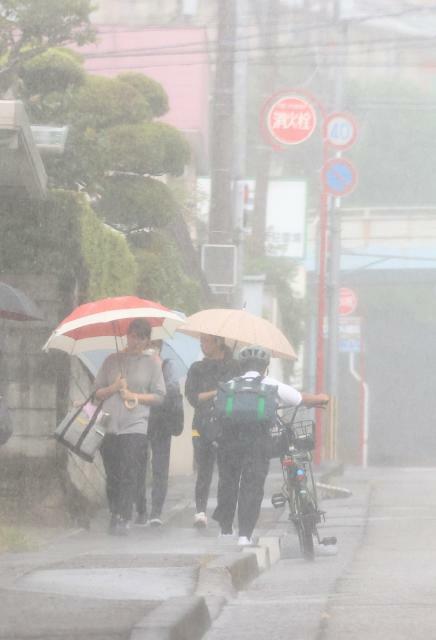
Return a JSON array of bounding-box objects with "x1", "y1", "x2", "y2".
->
[{"x1": 237, "y1": 345, "x2": 271, "y2": 367}]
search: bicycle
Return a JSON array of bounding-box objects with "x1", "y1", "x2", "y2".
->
[{"x1": 270, "y1": 406, "x2": 337, "y2": 561}]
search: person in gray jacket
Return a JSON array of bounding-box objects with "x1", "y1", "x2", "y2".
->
[{"x1": 95, "y1": 318, "x2": 166, "y2": 536}]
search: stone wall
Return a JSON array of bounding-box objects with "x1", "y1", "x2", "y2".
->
[{"x1": 0, "y1": 273, "x2": 91, "y2": 525}]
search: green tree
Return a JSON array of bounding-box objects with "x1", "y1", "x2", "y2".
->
[
  {"x1": 0, "y1": 191, "x2": 137, "y2": 301},
  {"x1": 24, "y1": 61, "x2": 191, "y2": 232},
  {"x1": 0, "y1": 0, "x2": 95, "y2": 96},
  {"x1": 118, "y1": 73, "x2": 169, "y2": 118},
  {"x1": 99, "y1": 174, "x2": 177, "y2": 231},
  {"x1": 132, "y1": 231, "x2": 201, "y2": 315},
  {"x1": 15, "y1": 43, "x2": 198, "y2": 307},
  {"x1": 20, "y1": 48, "x2": 86, "y2": 124}
]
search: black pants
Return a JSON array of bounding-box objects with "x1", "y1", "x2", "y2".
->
[
  {"x1": 100, "y1": 433, "x2": 119, "y2": 515},
  {"x1": 193, "y1": 436, "x2": 217, "y2": 514},
  {"x1": 100, "y1": 432, "x2": 148, "y2": 522},
  {"x1": 136, "y1": 433, "x2": 172, "y2": 519},
  {"x1": 212, "y1": 434, "x2": 270, "y2": 538}
]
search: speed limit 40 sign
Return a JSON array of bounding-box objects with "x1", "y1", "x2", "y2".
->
[{"x1": 325, "y1": 112, "x2": 358, "y2": 151}]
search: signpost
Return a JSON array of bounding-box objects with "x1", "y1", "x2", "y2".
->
[
  {"x1": 339, "y1": 316, "x2": 361, "y2": 353},
  {"x1": 323, "y1": 157, "x2": 357, "y2": 197},
  {"x1": 259, "y1": 90, "x2": 362, "y2": 466},
  {"x1": 263, "y1": 94, "x2": 317, "y2": 148},
  {"x1": 339, "y1": 287, "x2": 357, "y2": 316},
  {"x1": 325, "y1": 112, "x2": 357, "y2": 151}
]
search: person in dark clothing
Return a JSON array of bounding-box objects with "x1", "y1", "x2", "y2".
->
[
  {"x1": 212, "y1": 344, "x2": 329, "y2": 546},
  {"x1": 135, "y1": 340, "x2": 182, "y2": 527},
  {"x1": 185, "y1": 334, "x2": 239, "y2": 528}
]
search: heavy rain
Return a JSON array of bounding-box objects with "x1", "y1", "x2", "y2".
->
[{"x1": 0, "y1": 1, "x2": 435, "y2": 639}]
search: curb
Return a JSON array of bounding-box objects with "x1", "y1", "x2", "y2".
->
[
  {"x1": 136, "y1": 535, "x2": 285, "y2": 638},
  {"x1": 256, "y1": 535, "x2": 282, "y2": 566},
  {"x1": 130, "y1": 595, "x2": 211, "y2": 640},
  {"x1": 197, "y1": 536, "x2": 283, "y2": 621},
  {"x1": 204, "y1": 550, "x2": 259, "y2": 590}
]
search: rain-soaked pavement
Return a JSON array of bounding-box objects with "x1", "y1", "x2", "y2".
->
[
  {"x1": 0, "y1": 461, "x2": 295, "y2": 639},
  {"x1": 3, "y1": 464, "x2": 435, "y2": 639},
  {"x1": 204, "y1": 466, "x2": 436, "y2": 640}
]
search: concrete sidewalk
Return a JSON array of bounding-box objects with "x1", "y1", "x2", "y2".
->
[{"x1": 0, "y1": 460, "x2": 343, "y2": 640}]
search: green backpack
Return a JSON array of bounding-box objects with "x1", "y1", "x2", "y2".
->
[{"x1": 214, "y1": 376, "x2": 278, "y2": 430}]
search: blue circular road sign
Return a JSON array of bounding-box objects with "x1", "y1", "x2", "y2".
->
[{"x1": 323, "y1": 157, "x2": 357, "y2": 197}]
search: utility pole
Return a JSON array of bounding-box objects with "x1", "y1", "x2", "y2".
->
[
  {"x1": 251, "y1": 0, "x2": 281, "y2": 257},
  {"x1": 208, "y1": 0, "x2": 236, "y2": 245},
  {"x1": 233, "y1": 0, "x2": 249, "y2": 308}
]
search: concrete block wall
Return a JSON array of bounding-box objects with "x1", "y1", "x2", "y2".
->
[
  {"x1": 0, "y1": 274, "x2": 62, "y2": 458},
  {"x1": 0, "y1": 273, "x2": 78, "y2": 523}
]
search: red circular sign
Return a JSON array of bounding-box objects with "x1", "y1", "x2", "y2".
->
[
  {"x1": 339, "y1": 287, "x2": 357, "y2": 316},
  {"x1": 265, "y1": 95, "x2": 317, "y2": 146}
]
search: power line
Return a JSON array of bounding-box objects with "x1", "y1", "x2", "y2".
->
[
  {"x1": 82, "y1": 39, "x2": 436, "y2": 75},
  {"x1": 82, "y1": 33, "x2": 436, "y2": 65},
  {"x1": 84, "y1": 34, "x2": 436, "y2": 71},
  {"x1": 85, "y1": 58, "x2": 436, "y2": 72},
  {"x1": 86, "y1": 4, "x2": 436, "y2": 59}
]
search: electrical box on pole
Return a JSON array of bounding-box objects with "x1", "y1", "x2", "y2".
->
[{"x1": 201, "y1": 244, "x2": 237, "y2": 291}]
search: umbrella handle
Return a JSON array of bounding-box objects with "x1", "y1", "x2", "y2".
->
[{"x1": 124, "y1": 397, "x2": 138, "y2": 410}]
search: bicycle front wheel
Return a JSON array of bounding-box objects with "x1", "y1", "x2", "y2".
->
[{"x1": 295, "y1": 491, "x2": 315, "y2": 561}]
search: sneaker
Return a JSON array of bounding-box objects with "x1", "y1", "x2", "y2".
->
[
  {"x1": 219, "y1": 526, "x2": 234, "y2": 537},
  {"x1": 114, "y1": 519, "x2": 130, "y2": 537},
  {"x1": 193, "y1": 512, "x2": 207, "y2": 528},
  {"x1": 149, "y1": 517, "x2": 163, "y2": 528},
  {"x1": 134, "y1": 513, "x2": 149, "y2": 526},
  {"x1": 218, "y1": 532, "x2": 236, "y2": 542},
  {"x1": 238, "y1": 536, "x2": 253, "y2": 546}
]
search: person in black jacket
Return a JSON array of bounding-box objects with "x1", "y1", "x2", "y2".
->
[{"x1": 185, "y1": 334, "x2": 239, "y2": 528}]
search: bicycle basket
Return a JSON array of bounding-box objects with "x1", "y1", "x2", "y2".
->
[{"x1": 292, "y1": 419, "x2": 315, "y2": 451}]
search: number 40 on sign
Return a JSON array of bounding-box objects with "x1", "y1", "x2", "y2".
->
[{"x1": 325, "y1": 112, "x2": 357, "y2": 151}]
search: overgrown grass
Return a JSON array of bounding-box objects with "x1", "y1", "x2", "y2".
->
[{"x1": 0, "y1": 526, "x2": 37, "y2": 552}]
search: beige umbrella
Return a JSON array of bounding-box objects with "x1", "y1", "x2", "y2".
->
[{"x1": 177, "y1": 308, "x2": 297, "y2": 360}]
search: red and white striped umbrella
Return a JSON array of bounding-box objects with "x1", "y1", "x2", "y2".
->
[{"x1": 42, "y1": 296, "x2": 184, "y2": 355}]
